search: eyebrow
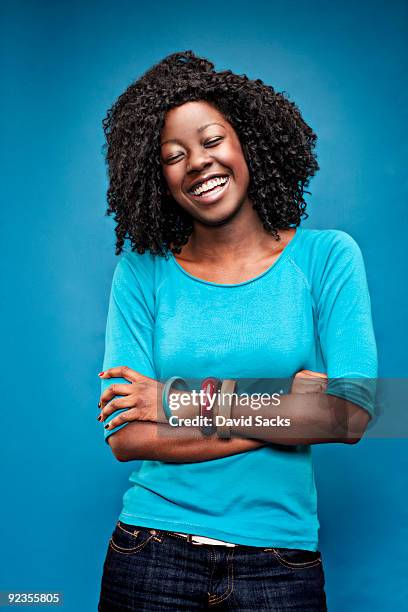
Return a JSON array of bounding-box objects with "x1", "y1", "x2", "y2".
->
[{"x1": 161, "y1": 122, "x2": 225, "y2": 146}]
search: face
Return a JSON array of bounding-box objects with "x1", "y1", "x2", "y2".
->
[{"x1": 160, "y1": 101, "x2": 250, "y2": 225}]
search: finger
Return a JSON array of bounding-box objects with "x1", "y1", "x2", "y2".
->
[
  {"x1": 99, "y1": 383, "x2": 134, "y2": 408},
  {"x1": 99, "y1": 366, "x2": 141, "y2": 383},
  {"x1": 104, "y1": 407, "x2": 141, "y2": 431},
  {"x1": 291, "y1": 377, "x2": 328, "y2": 394},
  {"x1": 294, "y1": 370, "x2": 315, "y2": 379},
  {"x1": 100, "y1": 396, "x2": 138, "y2": 421},
  {"x1": 295, "y1": 370, "x2": 327, "y2": 379}
]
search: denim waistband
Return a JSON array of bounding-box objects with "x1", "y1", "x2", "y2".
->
[{"x1": 172, "y1": 531, "x2": 237, "y2": 546}]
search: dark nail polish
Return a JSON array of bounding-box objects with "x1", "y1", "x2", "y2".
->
[
  {"x1": 97, "y1": 415, "x2": 102, "y2": 421},
  {"x1": 98, "y1": 402, "x2": 101, "y2": 408},
  {"x1": 104, "y1": 423, "x2": 109, "y2": 429}
]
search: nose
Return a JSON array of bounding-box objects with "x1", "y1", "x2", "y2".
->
[{"x1": 186, "y1": 148, "x2": 212, "y2": 174}]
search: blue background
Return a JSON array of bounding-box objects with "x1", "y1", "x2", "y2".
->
[{"x1": 1, "y1": 0, "x2": 407, "y2": 609}]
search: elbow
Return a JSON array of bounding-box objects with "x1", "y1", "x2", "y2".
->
[
  {"x1": 333, "y1": 400, "x2": 371, "y2": 445},
  {"x1": 341, "y1": 419, "x2": 369, "y2": 445},
  {"x1": 345, "y1": 409, "x2": 371, "y2": 445},
  {"x1": 342, "y1": 434, "x2": 363, "y2": 445},
  {"x1": 340, "y1": 420, "x2": 368, "y2": 444},
  {"x1": 107, "y1": 422, "x2": 158, "y2": 462},
  {"x1": 111, "y1": 445, "x2": 132, "y2": 462},
  {"x1": 108, "y1": 436, "x2": 131, "y2": 462},
  {"x1": 109, "y1": 436, "x2": 146, "y2": 462}
]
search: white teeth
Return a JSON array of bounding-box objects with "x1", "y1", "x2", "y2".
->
[{"x1": 191, "y1": 176, "x2": 229, "y2": 196}]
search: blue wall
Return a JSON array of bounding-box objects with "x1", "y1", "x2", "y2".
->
[{"x1": 2, "y1": 0, "x2": 407, "y2": 609}]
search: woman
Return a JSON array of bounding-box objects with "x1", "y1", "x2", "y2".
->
[{"x1": 97, "y1": 51, "x2": 377, "y2": 610}]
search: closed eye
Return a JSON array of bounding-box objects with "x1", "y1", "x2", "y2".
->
[
  {"x1": 164, "y1": 153, "x2": 184, "y2": 164},
  {"x1": 163, "y1": 137, "x2": 224, "y2": 164},
  {"x1": 204, "y1": 137, "x2": 223, "y2": 147}
]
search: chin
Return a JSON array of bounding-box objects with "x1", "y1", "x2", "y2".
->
[{"x1": 195, "y1": 205, "x2": 243, "y2": 226}]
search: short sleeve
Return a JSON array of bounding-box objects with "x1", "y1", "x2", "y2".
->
[
  {"x1": 316, "y1": 232, "x2": 378, "y2": 416},
  {"x1": 101, "y1": 253, "x2": 156, "y2": 442}
]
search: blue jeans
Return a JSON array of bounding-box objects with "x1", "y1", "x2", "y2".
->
[{"x1": 98, "y1": 521, "x2": 327, "y2": 611}]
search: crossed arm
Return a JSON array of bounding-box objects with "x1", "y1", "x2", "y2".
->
[
  {"x1": 100, "y1": 237, "x2": 376, "y2": 463},
  {"x1": 98, "y1": 368, "x2": 371, "y2": 463},
  {"x1": 107, "y1": 420, "x2": 266, "y2": 463}
]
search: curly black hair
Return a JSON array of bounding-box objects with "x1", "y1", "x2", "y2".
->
[{"x1": 102, "y1": 50, "x2": 319, "y2": 256}]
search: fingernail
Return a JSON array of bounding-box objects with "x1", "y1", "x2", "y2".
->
[
  {"x1": 97, "y1": 415, "x2": 102, "y2": 421},
  {"x1": 98, "y1": 402, "x2": 101, "y2": 408},
  {"x1": 104, "y1": 423, "x2": 110, "y2": 429},
  {"x1": 98, "y1": 372, "x2": 104, "y2": 377}
]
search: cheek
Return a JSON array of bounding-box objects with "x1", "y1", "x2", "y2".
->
[
  {"x1": 237, "y1": 156, "x2": 249, "y2": 179},
  {"x1": 162, "y1": 166, "x2": 183, "y2": 192},
  {"x1": 231, "y1": 153, "x2": 250, "y2": 186},
  {"x1": 219, "y1": 144, "x2": 249, "y2": 182}
]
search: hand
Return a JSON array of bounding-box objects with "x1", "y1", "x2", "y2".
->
[
  {"x1": 98, "y1": 366, "x2": 167, "y2": 431},
  {"x1": 291, "y1": 369, "x2": 328, "y2": 394}
]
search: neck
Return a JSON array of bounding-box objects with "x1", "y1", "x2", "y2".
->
[{"x1": 183, "y1": 199, "x2": 279, "y2": 264}]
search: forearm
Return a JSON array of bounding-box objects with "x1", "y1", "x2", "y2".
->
[
  {"x1": 229, "y1": 392, "x2": 370, "y2": 444},
  {"x1": 165, "y1": 388, "x2": 369, "y2": 445},
  {"x1": 106, "y1": 384, "x2": 370, "y2": 462},
  {"x1": 108, "y1": 420, "x2": 266, "y2": 463}
]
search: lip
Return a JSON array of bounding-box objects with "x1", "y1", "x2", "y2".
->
[
  {"x1": 187, "y1": 176, "x2": 231, "y2": 205},
  {"x1": 187, "y1": 173, "x2": 230, "y2": 193}
]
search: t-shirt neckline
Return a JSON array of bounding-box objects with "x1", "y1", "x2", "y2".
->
[{"x1": 169, "y1": 227, "x2": 302, "y2": 288}]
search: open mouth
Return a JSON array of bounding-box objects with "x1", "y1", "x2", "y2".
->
[{"x1": 187, "y1": 175, "x2": 230, "y2": 203}]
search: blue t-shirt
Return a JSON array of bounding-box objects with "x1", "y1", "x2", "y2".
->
[{"x1": 101, "y1": 227, "x2": 377, "y2": 550}]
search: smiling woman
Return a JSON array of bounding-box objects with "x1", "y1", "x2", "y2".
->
[
  {"x1": 160, "y1": 102, "x2": 250, "y2": 221},
  {"x1": 97, "y1": 50, "x2": 377, "y2": 611},
  {"x1": 102, "y1": 50, "x2": 318, "y2": 256}
]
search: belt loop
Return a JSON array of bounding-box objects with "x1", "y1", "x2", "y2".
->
[{"x1": 149, "y1": 528, "x2": 163, "y2": 543}]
